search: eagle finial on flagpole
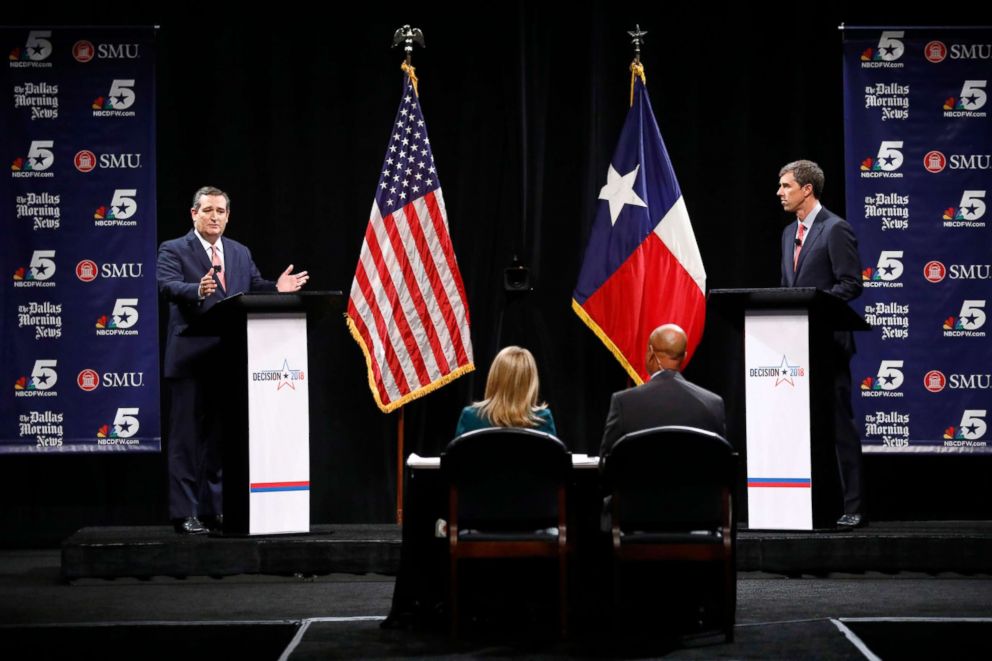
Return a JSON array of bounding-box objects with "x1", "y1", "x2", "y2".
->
[
  {"x1": 393, "y1": 25, "x2": 425, "y2": 94},
  {"x1": 627, "y1": 25, "x2": 648, "y2": 105}
]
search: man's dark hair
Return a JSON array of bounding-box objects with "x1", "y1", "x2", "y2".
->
[
  {"x1": 779, "y1": 160, "x2": 824, "y2": 199},
  {"x1": 191, "y1": 186, "x2": 230, "y2": 211}
]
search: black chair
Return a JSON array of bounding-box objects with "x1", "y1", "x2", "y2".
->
[
  {"x1": 442, "y1": 427, "x2": 571, "y2": 637},
  {"x1": 601, "y1": 425, "x2": 738, "y2": 642}
]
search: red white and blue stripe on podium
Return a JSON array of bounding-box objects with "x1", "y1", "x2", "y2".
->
[{"x1": 250, "y1": 481, "x2": 311, "y2": 493}]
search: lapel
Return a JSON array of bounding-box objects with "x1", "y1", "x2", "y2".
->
[
  {"x1": 795, "y1": 213, "x2": 826, "y2": 276},
  {"x1": 224, "y1": 240, "x2": 240, "y2": 295},
  {"x1": 185, "y1": 230, "x2": 213, "y2": 276},
  {"x1": 784, "y1": 226, "x2": 796, "y2": 286}
]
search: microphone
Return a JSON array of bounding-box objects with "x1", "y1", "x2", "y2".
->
[
  {"x1": 794, "y1": 238, "x2": 802, "y2": 246},
  {"x1": 213, "y1": 264, "x2": 222, "y2": 274}
]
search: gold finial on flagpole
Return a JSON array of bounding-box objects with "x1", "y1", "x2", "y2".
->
[
  {"x1": 393, "y1": 25, "x2": 425, "y2": 95},
  {"x1": 628, "y1": 25, "x2": 648, "y2": 106}
]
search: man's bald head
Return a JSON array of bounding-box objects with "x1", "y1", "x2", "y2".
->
[{"x1": 646, "y1": 323, "x2": 688, "y2": 374}]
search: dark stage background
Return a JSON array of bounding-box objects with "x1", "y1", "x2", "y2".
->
[{"x1": 3, "y1": 4, "x2": 988, "y2": 546}]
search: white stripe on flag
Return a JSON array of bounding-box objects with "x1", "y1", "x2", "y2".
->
[
  {"x1": 349, "y1": 256, "x2": 403, "y2": 402},
  {"x1": 412, "y1": 193, "x2": 474, "y2": 364},
  {"x1": 652, "y1": 196, "x2": 706, "y2": 294},
  {"x1": 358, "y1": 224, "x2": 423, "y2": 391},
  {"x1": 367, "y1": 205, "x2": 443, "y2": 384},
  {"x1": 393, "y1": 203, "x2": 457, "y2": 374}
]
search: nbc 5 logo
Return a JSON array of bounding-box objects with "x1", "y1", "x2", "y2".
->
[
  {"x1": 109, "y1": 189, "x2": 137, "y2": 219},
  {"x1": 29, "y1": 250, "x2": 56, "y2": 280},
  {"x1": 955, "y1": 191, "x2": 986, "y2": 221},
  {"x1": 24, "y1": 30, "x2": 53, "y2": 61},
  {"x1": 956, "y1": 300, "x2": 987, "y2": 330},
  {"x1": 876, "y1": 31, "x2": 905, "y2": 61},
  {"x1": 30, "y1": 359, "x2": 58, "y2": 389},
  {"x1": 875, "y1": 360, "x2": 904, "y2": 390},
  {"x1": 957, "y1": 80, "x2": 988, "y2": 111},
  {"x1": 105, "y1": 80, "x2": 136, "y2": 110},
  {"x1": 27, "y1": 141, "x2": 55, "y2": 171},
  {"x1": 875, "y1": 141, "x2": 903, "y2": 171},
  {"x1": 113, "y1": 408, "x2": 140, "y2": 438},
  {"x1": 957, "y1": 410, "x2": 987, "y2": 440},
  {"x1": 111, "y1": 298, "x2": 139, "y2": 328},
  {"x1": 874, "y1": 251, "x2": 903, "y2": 281}
]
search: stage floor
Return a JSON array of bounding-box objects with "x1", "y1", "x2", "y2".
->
[{"x1": 61, "y1": 520, "x2": 992, "y2": 581}]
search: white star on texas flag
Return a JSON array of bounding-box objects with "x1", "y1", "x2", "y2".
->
[{"x1": 599, "y1": 163, "x2": 647, "y2": 225}]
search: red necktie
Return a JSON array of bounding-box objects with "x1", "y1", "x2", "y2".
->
[
  {"x1": 793, "y1": 222, "x2": 805, "y2": 271},
  {"x1": 211, "y1": 245, "x2": 226, "y2": 290}
]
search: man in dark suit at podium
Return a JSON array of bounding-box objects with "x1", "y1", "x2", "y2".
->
[
  {"x1": 599, "y1": 324, "x2": 726, "y2": 459},
  {"x1": 777, "y1": 160, "x2": 865, "y2": 530},
  {"x1": 157, "y1": 186, "x2": 309, "y2": 534}
]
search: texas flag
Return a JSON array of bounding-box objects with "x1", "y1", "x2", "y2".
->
[{"x1": 572, "y1": 72, "x2": 706, "y2": 384}]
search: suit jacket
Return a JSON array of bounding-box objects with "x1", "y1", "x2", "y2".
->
[
  {"x1": 158, "y1": 229, "x2": 276, "y2": 378},
  {"x1": 781, "y1": 206, "x2": 863, "y2": 353},
  {"x1": 598, "y1": 370, "x2": 726, "y2": 459},
  {"x1": 781, "y1": 206, "x2": 862, "y2": 301},
  {"x1": 454, "y1": 405, "x2": 557, "y2": 438}
]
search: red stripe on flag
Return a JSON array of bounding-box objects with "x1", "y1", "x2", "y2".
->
[
  {"x1": 364, "y1": 216, "x2": 432, "y2": 389},
  {"x1": 423, "y1": 192, "x2": 471, "y2": 366},
  {"x1": 353, "y1": 255, "x2": 411, "y2": 398},
  {"x1": 405, "y1": 196, "x2": 466, "y2": 370},
  {"x1": 347, "y1": 295, "x2": 392, "y2": 405},
  {"x1": 391, "y1": 203, "x2": 451, "y2": 377},
  {"x1": 581, "y1": 233, "x2": 706, "y2": 381}
]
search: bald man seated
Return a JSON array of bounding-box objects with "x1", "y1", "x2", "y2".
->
[{"x1": 598, "y1": 324, "x2": 726, "y2": 460}]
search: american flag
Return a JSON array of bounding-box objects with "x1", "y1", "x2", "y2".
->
[
  {"x1": 346, "y1": 69, "x2": 474, "y2": 413},
  {"x1": 573, "y1": 70, "x2": 706, "y2": 383}
]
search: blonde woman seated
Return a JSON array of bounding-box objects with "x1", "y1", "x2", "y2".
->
[{"x1": 455, "y1": 346, "x2": 557, "y2": 437}]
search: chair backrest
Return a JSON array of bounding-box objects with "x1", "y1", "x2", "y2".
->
[
  {"x1": 601, "y1": 425, "x2": 737, "y2": 532},
  {"x1": 442, "y1": 427, "x2": 570, "y2": 532}
]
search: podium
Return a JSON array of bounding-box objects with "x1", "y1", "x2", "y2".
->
[
  {"x1": 708, "y1": 288, "x2": 870, "y2": 530},
  {"x1": 183, "y1": 291, "x2": 342, "y2": 535}
]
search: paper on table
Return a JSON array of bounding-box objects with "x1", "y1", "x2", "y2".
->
[{"x1": 406, "y1": 453, "x2": 440, "y2": 468}]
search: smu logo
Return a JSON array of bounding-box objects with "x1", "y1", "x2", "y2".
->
[
  {"x1": 923, "y1": 260, "x2": 946, "y2": 283},
  {"x1": 923, "y1": 370, "x2": 946, "y2": 393},
  {"x1": 76, "y1": 370, "x2": 146, "y2": 391},
  {"x1": 75, "y1": 261, "x2": 144, "y2": 281}
]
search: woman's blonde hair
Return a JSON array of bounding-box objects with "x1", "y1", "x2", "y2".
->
[{"x1": 475, "y1": 346, "x2": 547, "y2": 428}]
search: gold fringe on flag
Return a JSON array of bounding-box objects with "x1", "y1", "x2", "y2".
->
[
  {"x1": 346, "y1": 314, "x2": 475, "y2": 413},
  {"x1": 571, "y1": 299, "x2": 645, "y2": 386}
]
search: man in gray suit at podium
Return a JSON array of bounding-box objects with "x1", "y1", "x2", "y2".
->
[{"x1": 777, "y1": 159, "x2": 865, "y2": 530}]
